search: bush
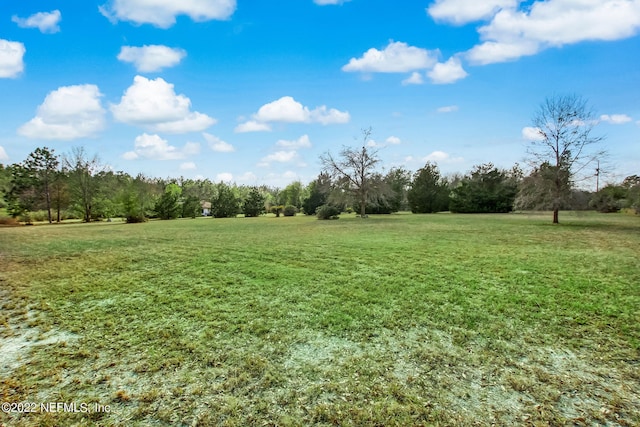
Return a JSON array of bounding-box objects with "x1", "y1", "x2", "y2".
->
[
  {"x1": 0, "y1": 216, "x2": 20, "y2": 226},
  {"x1": 316, "y1": 205, "x2": 340, "y2": 220},
  {"x1": 126, "y1": 215, "x2": 147, "y2": 223},
  {"x1": 30, "y1": 210, "x2": 50, "y2": 222},
  {"x1": 270, "y1": 205, "x2": 284, "y2": 217},
  {"x1": 283, "y1": 205, "x2": 297, "y2": 217}
]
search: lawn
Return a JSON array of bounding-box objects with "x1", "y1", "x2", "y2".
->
[{"x1": 1, "y1": 212, "x2": 639, "y2": 426}]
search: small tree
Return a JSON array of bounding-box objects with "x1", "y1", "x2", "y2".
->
[
  {"x1": 407, "y1": 162, "x2": 450, "y2": 213},
  {"x1": 155, "y1": 183, "x2": 182, "y2": 220},
  {"x1": 211, "y1": 182, "x2": 240, "y2": 218},
  {"x1": 24, "y1": 147, "x2": 59, "y2": 223},
  {"x1": 385, "y1": 167, "x2": 412, "y2": 212},
  {"x1": 622, "y1": 175, "x2": 640, "y2": 214},
  {"x1": 449, "y1": 164, "x2": 520, "y2": 213},
  {"x1": 5, "y1": 164, "x2": 38, "y2": 222},
  {"x1": 282, "y1": 181, "x2": 305, "y2": 209},
  {"x1": 523, "y1": 94, "x2": 605, "y2": 223},
  {"x1": 50, "y1": 169, "x2": 70, "y2": 222},
  {"x1": 321, "y1": 127, "x2": 384, "y2": 218},
  {"x1": 63, "y1": 147, "x2": 104, "y2": 222},
  {"x1": 243, "y1": 186, "x2": 265, "y2": 217},
  {"x1": 302, "y1": 173, "x2": 331, "y2": 215}
]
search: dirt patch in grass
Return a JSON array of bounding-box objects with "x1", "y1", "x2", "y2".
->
[{"x1": 0, "y1": 289, "x2": 77, "y2": 376}]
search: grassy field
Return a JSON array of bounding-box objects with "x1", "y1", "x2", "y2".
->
[{"x1": 1, "y1": 212, "x2": 639, "y2": 426}]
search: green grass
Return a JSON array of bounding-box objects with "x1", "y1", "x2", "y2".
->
[{"x1": 1, "y1": 212, "x2": 639, "y2": 426}]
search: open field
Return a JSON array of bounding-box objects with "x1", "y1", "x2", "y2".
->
[{"x1": 1, "y1": 212, "x2": 639, "y2": 426}]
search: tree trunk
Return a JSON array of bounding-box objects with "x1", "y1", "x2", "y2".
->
[
  {"x1": 360, "y1": 192, "x2": 366, "y2": 218},
  {"x1": 553, "y1": 208, "x2": 559, "y2": 224},
  {"x1": 45, "y1": 185, "x2": 52, "y2": 223}
]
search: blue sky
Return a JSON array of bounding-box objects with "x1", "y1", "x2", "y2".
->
[{"x1": 1, "y1": 0, "x2": 639, "y2": 188}]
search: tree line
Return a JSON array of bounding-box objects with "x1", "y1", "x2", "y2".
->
[
  {"x1": 1, "y1": 146, "x2": 638, "y2": 225},
  {"x1": 1, "y1": 95, "x2": 638, "y2": 224}
]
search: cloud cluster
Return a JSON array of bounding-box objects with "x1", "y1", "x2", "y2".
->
[
  {"x1": 123, "y1": 133, "x2": 199, "y2": 160},
  {"x1": 437, "y1": 105, "x2": 459, "y2": 113},
  {"x1": 427, "y1": 57, "x2": 468, "y2": 84},
  {"x1": 521, "y1": 126, "x2": 544, "y2": 141},
  {"x1": 100, "y1": 0, "x2": 237, "y2": 28},
  {"x1": 204, "y1": 133, "x2": 235, "y2": 152},
  {"x1": 236, "y1": 96, "x2": 349, "y2": 132},
  {"x1": 0, "y1": 39, "x2": 25, "y2": 78},
  {"x1": 427, "y1": 0, "x2": 516, "y2": 25},
  {"x1": 276, "y1": 134, "x2": 312, "y2": 149},
  {"x1": 454, "y1": 0, "x2": 640, "y2": 65},
  {"x1": 343, "y1": 41, "x2": 438, "y2": 73},
  {"x1": 18, "y1": 85, "x2": 106, "y2": 140},
  {"x1": 600, "y1": 114, "x2": 632, "y2": 125},
  {"x1": 111, "y1": 76, "x2": 215, "y2": 133},
  {"x1": 314, "y1": 0, "x2": 350, "y2": 5},
  {"x1": 344, "y1": 41, "x2": 468, "y2": 84},
  {"x1": 259, "y1": 134, "x2": 312, "y2": 167},
  {"x1": 118, "y1": 45, "x2": 186, "y2": 72},
  {"x1": 12, "y1": 10, "x2": 61, "y2": 33},
  {"x1": 405, "y1": 151, "x2": 464, "y2": 165}
]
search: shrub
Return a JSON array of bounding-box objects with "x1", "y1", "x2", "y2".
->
[
  {"x1": 126, "y1": 215, "x2": 147, "y2": 223},
  {"x1": 283, "y1": 205, "x2": 297, "y2": 217},
  {"x1": 270, "y1": 205, "x2": 284, "y2": 217},
  {"x1": 31, "y1": 210, "x2": 49, "y2": 222},
  {"x1": 316, "y1": 205, "x2": 340, "y2": 220},
  {"x1": 0, "y1": 216, "x2": 20, "y2": 226}
]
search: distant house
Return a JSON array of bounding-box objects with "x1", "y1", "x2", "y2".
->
[{"x1": 200, "y1": 201, "x2": 211, "y2": 216}]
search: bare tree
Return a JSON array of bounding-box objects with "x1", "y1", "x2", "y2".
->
[
  {"x1": 63, "y1": 147, "x2": 104, "y2": 222},
  {"x1": 321, "y1": 127, "x2": 385, "y2": 218},
  {"x1": 523, "y1": 94, "x2": 605, "y2": 223}
]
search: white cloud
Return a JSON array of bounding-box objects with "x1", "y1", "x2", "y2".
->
[
  {"x1": 256, "y1": 96, "x2": 311, "y2": 123},
  {"x1": 204, "y1": 133, "x2": 235, "y2": 152},
  {"x1": 276, "y1": 134, "x2": 312, "y2": 149},
  {"x1": 428, "y1": 57, "x2": 468, "y2": 84},
  {"x1": 314, "y1": 0, "x2": 350, "y2": 4},
  {"x1": 314, "y1": 0, "x2": 350, "y2": 5},
  {"x1": 247, "y1": 96, "x2": 350, "y2": 127},
  {"x1": 123, "y1": 133, "x2": 199, "y2": 160},
  {"x1": 18, "y1": 85, "x2": 106, "y2": 140},
  {"x1": 216, "y1": 172, "x2": 233, "y2": 182},
  {"x1": 180, "y1": 162, "x2": 196, "y2": 170},
  {"x1": 111, "y1": 76, "x2": 215, "y2": 133},
  {"x1": 366, "y1": 139, "x2": 379, "y2": 148},
  {"x1": 467, "y1": 0, "x2": 640, "y2": 65},
  {"x1": 343, "y1": 41, "x2": 438, "y2": 73},
  {"x1": 437, "y1": 105, "x2": 459, "y2": 113},
  {"x1": 427, "y1": 0, "x2": 517, "y2": 25},
  {"x1": 522, "y1": 126, "x2": 544, "y2": 141},
  {"x1": 309, "y1": 105, "x2": 351, "y2": 125},
  {"x1": 99, "y1": 0, "x2": 237, "y2": 28},
  {"x1": 423, "y1": 150, "x2": 464, "y2": 163},
  {"x1": 600, "y1": 114, "x2": 632, "y2": 124},
  {"x1": 386, "y1": 136, "x2": 401, "y2": 145},
  {"x1": 260, "y1": 150, "x2": 298, "y2": 165},
  {"x1": 402, "y1": 72, "x2": 424, "y2": 85},
  {"x1": 234, "y1": 120, "x2": 272, "y2": 133},
  {"x1": 0, "y1": 40, "x2": 25, "y2": 78},
  {"x1": 237, "y1": 172, "x2": 258, "y2": 183},
  {"x1": 12, "y1": 10, "x2": 61, "y2": 33},
  {"x1": 0, "y1": 146, "x2": 8, "y2": 162},
  {"x1": 118, "y1": 45, "x2": 186, "y2": 72}
]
